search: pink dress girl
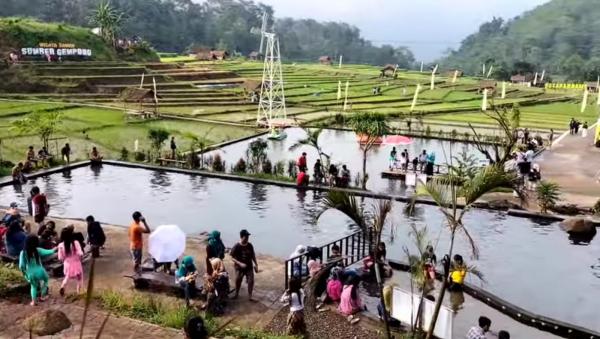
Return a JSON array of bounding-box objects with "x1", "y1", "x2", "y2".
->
[
  {"x1": 338, "y1": 284, "x2": 363, "y2": 315},
  {"x1": 58, "y1": 237, "x2": 84, "y2": 295}
]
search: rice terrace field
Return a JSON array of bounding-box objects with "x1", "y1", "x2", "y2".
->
[{"x1": 0, "y1": 57, "x2": 595, "y2": 164}]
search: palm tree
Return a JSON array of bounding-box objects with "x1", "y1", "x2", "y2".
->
[
  {"x1": 322, "y1": 190, "x2": 393, "y2": 339},
  {"x1": 407, "y1": 164, "x2": 523, "y2": 339},
  {"x1": 288, "y1": 127, "x2": 330, "y2": 167},
  {"x1": 89, "y1": 1, "x2": 124, "y2": 47},
  {"x1": 349, "y1": 112, "x2": 390, "y2": 189},
  {"x1": 183, "y1": 127, "x2": 214, "y2": 169},
  {"x1": 535, "y1": 181, "x2": 561, "y2": 213}
]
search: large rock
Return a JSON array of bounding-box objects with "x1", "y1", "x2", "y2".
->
[
  {"x1": 560, "y1": 217, "x2": 595, "y2": 234},
  {"x1": 23, "y1": 309, "x2": 71, "y2": 336},
  {"x1": 561, "y1": 217, "x2": 597, "y2": 244}
]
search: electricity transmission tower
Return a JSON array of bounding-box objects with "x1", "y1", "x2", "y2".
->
[
  {"x1": 258, "y1": 12, "x2": 267, "y2": 54},
  {"x1": 256, "y1": 32, "x2": 287, "y2": 129}
]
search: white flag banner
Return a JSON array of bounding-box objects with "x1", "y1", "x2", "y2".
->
[
  {"x1": 452, "y1": 70, "x2": 459, "y2": 83},
  {"x1": 482, "y1": 89, "x2": 488, "y2": 111},
  {"x1": 337, "y1": 81, "x2": 342, "y2": 101},
  {"x1": 581, "y1": 89, "x2": 589, "y2": 113},
  {"x1": 343, "y1": 81, "x2": 349, "y2": 111},
  {"x1": 486, "y1": 65, "x2": 493, "y2": 78},
  {"x1": 391, "y1": 287, "x2": 453, "y2": 339},
  {"x1": 430, "y1": 64, "x2": 438, "y2": 90},
  {"x1": 411, "y1": 84, "x2": 421, "y2": 111},
  {"x1": 501, "y1": 81, "x2": 506, "y2": 99}
]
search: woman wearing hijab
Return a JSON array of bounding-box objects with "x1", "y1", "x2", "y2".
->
[
  {"x1": 203, "y1": 258, "x2": 230, "y2": 315},
  {"x1": 19, "y1": 235, "x2": 57, "y2": 305},
  {"x1": 205, "y1": 230, "x2": 225, "y2": 275},
  {"x1": 176, "y1": 256, "x2": 198, "y2": 307}
]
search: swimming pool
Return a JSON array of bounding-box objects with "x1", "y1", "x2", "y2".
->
[{"x1": 1, "y1": 165, "x2": 598, "y2": 331}]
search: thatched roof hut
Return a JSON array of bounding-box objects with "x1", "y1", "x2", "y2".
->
[
  {"x1": 446, "y1": 69, "x2": 463, "y2": 78},
  {"x1": 242, "y1": 79, "x2": 262, "y2": 94},
  {"x1": 479, "y1": 80, "x2": 497, "y2": 93},
  {"x1": 120, "y1": 87, "x2": 159, "y2": 103},
  {"x1": 318, "y1": 56, "x2": 332, "y2": 65},
  {"x1": 510, "y1": 74, "x2": 534, "y2": 84},
  {"x1": 211, "y1": 50, "x2": 229, "y2": 60},
  {"x1": 248, "y1": 51, "x2": 262, "y2": 60}
]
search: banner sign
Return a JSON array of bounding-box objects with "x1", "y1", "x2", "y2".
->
[
  {"x1": 21, "y1": 43, "x2": 92, "y2": 57},
  {"x1": 545, "y1": 83, "x2": 585, "y2": 90}
]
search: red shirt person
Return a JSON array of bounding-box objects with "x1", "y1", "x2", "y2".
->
[
  {"x1": 297, "y1": 152, "x2": 307, "y2": 172},
  {"x1": 30, "y1": 186, "x2": 49, "y2": 224},
  {"x1": 296, "y1": 171, "x2": 309, "y2": 187}
]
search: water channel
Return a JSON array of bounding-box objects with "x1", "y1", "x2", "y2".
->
[
  {"x1": 1, "y1": 165, "x2": 598, "y2": 331},
  {"x1": 206, "y1": 127, "x2": 487, "y2": 194}
]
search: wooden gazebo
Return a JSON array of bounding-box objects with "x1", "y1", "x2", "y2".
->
[{"x1": 120, "y1": 87, "x2": 160, "y2": 118}]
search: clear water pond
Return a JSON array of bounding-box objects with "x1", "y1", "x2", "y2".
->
[{"x1": 1, "y1": 165, "x2": 598, "y2": 332}]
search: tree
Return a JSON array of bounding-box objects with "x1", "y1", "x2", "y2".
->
[
  {"x1": 407, "y1": 164, "x2": 522, "y2": 339},
  {"x1": 349, "y1": 112, "x2": 389, "y2": 189},
  {"x1": 246, "y1": 138, "x2": 268, "y2": 173},
  {"x1": 536, "y1": 181, "x2": 561, "y2": 213},
  {"x1": 288, "y1": 127, "x2": 330, "y2": 168},
  {"x1": 11, "y1": 111, "x2": 63, "y2": 150},
  {"x1": 88, "y1": 1, "x2": 124, "y2": 47},
  {"x1": 147, "y1": 128, "x2": 169, "y2": 160},
  {"x1": 469, "y1": 106, "x2": 520, "y2": 166},
  {"x1": 322, "y1": 191, "x2": 393, "y2": 339},
  {"x1": 183, "y1": 128, "x2": 213, "y2": 169}
]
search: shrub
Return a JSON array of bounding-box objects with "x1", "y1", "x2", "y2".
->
[
  {"x1": 233, "y1": 158, "x2": 247, "y2": 173},
  {"x1": 594, "y1": 199, "x2": 600, "y2": 215},
  {"x1": 262, "y1": 159, "x2": 272, "y2": 174},
  {"x1": 287, "y1": 160, "x2": 297, "y2": 178},
  {"x1": 451, "y1": 129, "x2": 458, "y2": 139},
  {"x1": 463, "y1": 132, "x2": 470, "y2": 140},
  {"x1": 273, "y1": 161, "x2": 286, "y2": 176},
  {"x1": 425, "y1": 125, "x2": 431, "y2": 136},
  {"x1": 334, "y1": 113, "x2": 345, "y2": 125},
  {"x1": 147, "y1": 128, "x2": 170, "y2": 159},
  {"x1": 134, "y1": 151, "x2": 146, "y2": 162},
  {"x1": 536, "y1": 181, "x2": 561, "y2": 213},
  {"x1": 212, "y1": 154, "x2": 225, "y2": 172},
  {"x1": 120, "y1": 147, "x2": 129, "y2": 161}
]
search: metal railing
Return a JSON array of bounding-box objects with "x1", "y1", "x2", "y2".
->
[{"x1": 284, "y1": 228, "x2": 372, "y2": 289}]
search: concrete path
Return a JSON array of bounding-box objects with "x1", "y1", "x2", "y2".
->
[{"x1": 537, "y1": 124, "x2": 600, "y2": 207}]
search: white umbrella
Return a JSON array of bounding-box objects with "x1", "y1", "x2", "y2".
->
[{"x1": 148, "y1": 225, "x2": 186, "y2": 263}]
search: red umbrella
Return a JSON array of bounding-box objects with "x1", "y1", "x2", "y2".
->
[{"x1": 382, "y1": 135, "x2": 413, "y2": 145}]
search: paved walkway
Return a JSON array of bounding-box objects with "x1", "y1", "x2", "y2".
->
[
  {"x1": 537, "y1": 125, "x2": 600, "y2": 207},
  {"x1": 0, "y1": 299, "x2": 181, "y2": 339}
]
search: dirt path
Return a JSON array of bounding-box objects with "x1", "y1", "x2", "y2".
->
[{"x1": 1, "y1": 212, "x2": 286, "y2": 336}]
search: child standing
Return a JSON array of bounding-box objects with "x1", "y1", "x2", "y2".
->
[
  {"x1": 58, "y1": 226, "x2": 84, "y2": 296},
  {"x1": 280, "y1": 278, "x2": 306, "y2": 336},
  {"x1": 19, "y1": 235, "x2": 56, "y2": 305}
]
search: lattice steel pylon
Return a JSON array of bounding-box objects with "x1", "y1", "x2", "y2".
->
[{"x1": 256, "y1": 32, "x2": 287, "y2": 129}]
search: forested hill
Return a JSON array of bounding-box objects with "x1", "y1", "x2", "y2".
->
[
  {"x1": 441, "y1": 0, "x2": 600, "y2": 81},
  {"x1": 0, "y1": 0, "x2": 415, "y2": 67}
]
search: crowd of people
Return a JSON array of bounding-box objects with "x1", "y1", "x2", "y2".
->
[
  {"x1": 295, "y1": 152, "x2": 351, "y2": 188},
  {"x1": 0, "y1": 186, "x2": 105, "y2": 306},
  {"x1": 11, "y1": 144, "x2": 102, "y2": 184},
  {"x1": 569, "y1": 118, "x2": 589, "y2": 137},
  {"x1": 388, "y1": 147, "x2": 436, "y2": 175}
]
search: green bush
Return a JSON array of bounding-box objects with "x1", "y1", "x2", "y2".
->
[
  {"x1": 273, "y1": 161, "x2": 286, "y2": 176},
  {"x1": 425, "y1": 125, "x2": 431, "y2": 136},
  {"x1": 134, "y1": 151, "x2": 146, "y2": 162},
  {"x1": 233, "y1": 158, "x2": 247, "y2": 173},
  {"x1": 0, "y1": 264, "x2": 26, "y2": 296},
  {"x1": 212, "y1": 154, "x2": 225, "y2": 172},
  {"x1": 262, "y1": 159, "x2": 273, "y2": 174},
  {"x1": 120, "y1": 147, "x2": 129, "y2": 161},
  {"x1": 593, "y1": 199, "x2": 600, "y2": 215}
]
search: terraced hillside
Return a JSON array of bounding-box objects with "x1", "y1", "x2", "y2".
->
[{"x1": 0, "y1": 59, "x2": 596, "y2": 164}]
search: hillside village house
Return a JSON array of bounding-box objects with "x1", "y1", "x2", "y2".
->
[
  {"x1": 510, "y1": 74, "x2": 534, "y2": 85},
  {"x1": 479, "y1": 80, "x2": 497, "y2": 94}
]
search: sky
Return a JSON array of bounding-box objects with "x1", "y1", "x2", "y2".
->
[{"x1": 258, "y1": 0, "x2": 551, "y2": 61}]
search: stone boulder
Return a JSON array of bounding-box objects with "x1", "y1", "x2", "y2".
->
[
  {"x1": 472, "y1": 199, "x2": 522, "y2": 211},
  {"x1": 560, "y1": 217, "x2": 597, "y2": 244},
  {"x1": 23, "y1": 309, "x2": 71, "y2": 336}
]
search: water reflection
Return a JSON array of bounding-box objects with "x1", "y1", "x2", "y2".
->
[
  {"x1": 0, "y1": 166, "x2": 599, "y2": 331},
  {"x1": 90, "y1": 164, "x2": 103, "y2": 179},
  {"x1": 149, "y1": 171, "x2": 171, "y2": 193}
]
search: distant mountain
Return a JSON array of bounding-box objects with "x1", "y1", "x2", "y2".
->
[{"x1": 441, "y1": 0, "x2": 600, "y2": 81}]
